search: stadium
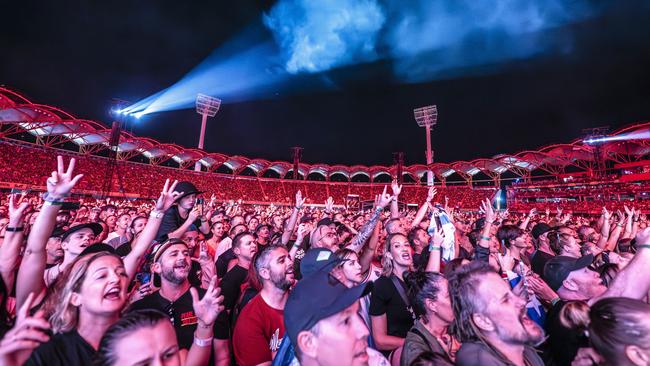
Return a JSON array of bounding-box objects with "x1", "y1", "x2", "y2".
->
[{"x1": 2, "y1": 2, "x2": 650, "y2": 366}]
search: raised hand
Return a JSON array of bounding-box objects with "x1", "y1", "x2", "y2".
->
[
  {"x1": 426, "y1": 186, "x2": 437, "y2": 202},
  {"x1": 376, "y1": 186, "x2": 393, "y2": 209},
  {"x1": 0, "y1": 293, "x2": 50, "y2": 366},
  {"x1": 8, "y1": 194, "x2": 30, "y2": 226},
  {"x1": 390, "y1": 179, "x2": 402, "y2": 197},
  {"x1": 324, "y1": 197, "x2": 334, "y2": 212},
  {"x1": 154, "y1": 179, "x2": 180, "y2": 212},
  {"x1": 46, "y1": 156, "x2": 83, "y2": 199},
  {"x1": 480, "y1": 198, "x2": 496, "y2": 223},
  {"x1": 430, "y1": 227, "x2": 445, "y2": 246},
  {"x1": 190, "y1": 276, "x2": 224, "y2": 328},
  {"x1": 602, "y1": 207, "x2": 611, "y2": 220},
  {"x1": 295, "y1": 190, "x2": 305, "y2": 208}
]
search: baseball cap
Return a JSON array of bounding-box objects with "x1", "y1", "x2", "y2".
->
[
  {"x1": 79, "y1": 243, "x2": 116, "y2": 257},
  {"x1": 151, "y1": 238, "x2": 188, "y2": 263},
  {"x1": 543, "y1": 254, "x2": 594, "y2": 291},
  {"x1": 299, "y1": 215, "x2": 313, "y2": 224},
  {"x1": 173, "y1": 181, "x2": 204, "y2": 201},
  {"x1": 61, "y1": 223, "x2": 103, "y2": 241},
  {"x1": 531, "y1": 223, "x2": 553, "y2": 239},
  {"x1": 300, "y1": 248, "x2": 343, "y2": 278},
  {"x1": 316, "y1": 217, "x2": 334, "y2": 227},
  {"x1": 284, "y1": 266, "x2": 372, "y2": 345}
]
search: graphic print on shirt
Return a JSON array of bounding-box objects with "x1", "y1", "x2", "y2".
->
[{"x1": 269, "y1": 328, "x2": 281, "y2": 352}]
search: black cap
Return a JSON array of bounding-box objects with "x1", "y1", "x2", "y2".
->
[
  {"x1": 299, "y1": 215, "x2": 313, "y2": 224},
  {"x1": 61, "y1": 223, "x2": 103, "y2": 241},
  {"x1": 255, "y1": 223, "x2": 272, "y2": 233},
  {"x1": 317, "y1": 217, "x2": 334, "y2": 227},
  {"x1": 50, "y1": 227, "x2": 66, "y2": 238},
  {"x1": 543, "y1": 254, "x2": 594, "y2": 291},
  {"x1": 284, "y1": 266, "x2": 371, "y2": 345},
  {"x1": 531, "y1": 223, "x2": 553, "y2": 239},
  {"x1": 300, "y1": 248, "x2": 342, "y2": 278},
  {"x1": 173, "y1": 181, "x2": 204, "y2": 201},
  {"x1": 79, "y1": 243, "x2": 116, "y2": 257}
]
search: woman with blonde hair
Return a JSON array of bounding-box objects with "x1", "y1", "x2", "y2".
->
[
  {"x1": 369, "y1": 233, "x2": 415, "y2": 362},
  {"x1": 25, "y1": 251, "x2": 130, "y2": 365}
]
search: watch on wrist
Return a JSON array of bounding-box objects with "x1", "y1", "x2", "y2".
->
[{"x1": 150, "y1": 210, "x2": 164, "y2": 219}]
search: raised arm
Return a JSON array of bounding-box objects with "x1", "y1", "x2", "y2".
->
[
  {"x1": 425, "y1": 228, "x2": 444, "y2": 273},
  {"x1": 595, "y1": 208, "x2": 610, "y2": 250},
  {"x1": 281, "y1": 191, "x2": 305, "y2": 245},
  {"x1": 622, "y1": 206, "x2": 634, "y2": 240},
  {"x1": 390, "y1": 179, "x2": 401, "y2": 219},
  {"x1": 346, "y1": 186, "x2": 391, "y2": 252},
  {"x1": 519, "y1": 208, "x2": 535, "y2": 230},
  {"x1": 478, "y1": 198, "x2": 496, "y2": 249},
  {"x1": 16, "y1": 156, "x2": 82, "y2": 309},
  {"x1": 0, "y1": 194, "x2": 30, "y2": 291},
  {"x1": 410, "y1": 187, "x2": 435, "y2": 230},
  {"x1": 124, "y1": 179, "x2": 179, "y2": 281},
  {"x1": 358, "y1": 219, "x2": 381, "y2": 275},
  {"x1": 593, "y1": 227, "x2": 650, "y2": 304}
]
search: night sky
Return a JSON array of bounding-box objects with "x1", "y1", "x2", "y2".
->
[{"x1": 2, "y1": 0, "x2": 649, "y2": 170}]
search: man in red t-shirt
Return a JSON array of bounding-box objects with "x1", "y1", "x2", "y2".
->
[{"x1": 233, "y1": 244, "x2": 294, "y2": 366}]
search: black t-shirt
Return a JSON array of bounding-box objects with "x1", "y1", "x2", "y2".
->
[
  {"x1": 129, "y1": 287, "x2": 229, "y2": 349},
  {"x1": 531, "y1": 250, "x2": 554, "y2": 276},
  {"x1": 543, "y1": 300, "x2": 588, "y2": 366},
  {"x1": 216, "y1": 248, "x2": 237, "y2": 278},
  {"x1": 155, "y1": 205, "x2": 202, "y2": 242},
  {"x1": 221, "y1": 264, "x2": 248, "y2": 312},
  {"x1": 369, "y1": 275, "x2": 415, "y2": 339},
  {"x1": 25, "y1": 330, "x2": 95, "y2": 366}
]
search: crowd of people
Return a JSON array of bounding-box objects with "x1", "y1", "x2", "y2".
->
[
  {"x1": 0, "y1": 154, "x2": 649, "y2": 366},
  {"x1": 0, "y1": 140, "x2": 494, "y2": 208}
]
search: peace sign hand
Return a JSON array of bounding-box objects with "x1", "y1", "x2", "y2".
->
[
  {"x1": 155, "y1": 179, "x2": 180, "y2": 212},
  {"x1": 46, "y1": 156, "x2": 83, "y2": 199}
]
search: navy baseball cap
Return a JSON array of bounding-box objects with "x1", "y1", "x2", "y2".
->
[
  {"x1": 284, "y1": 266, "x2": 372, "y2": 345},
  {"x1": 543, "y1": 254, "x2": 594, "y2": 291},
  {"x1": 299, "y1": 248, "x2": 342, "y2": 278}
]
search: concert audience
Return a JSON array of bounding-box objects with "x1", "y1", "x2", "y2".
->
[{"x1": 1, "y1": 151, "x2": 650, "y2": 366}]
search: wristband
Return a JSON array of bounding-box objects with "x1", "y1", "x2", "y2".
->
[
  {"x1": 150, "y1": 210, "x2": 164, "y2": 219},
  {"x1": 193, "y1": 336, "x2": 213, "y2": 347},
  {"x1": 550, "y1": 297, "x2": 561, "y2": 306},
  {"x1": 480, "y1": 235, "x2": 491, "y2": 241},
  {"x1": 5, "y1": 226, "x2": 24, "y2": 232},
  {"x1": 616, "y1": 223, "x2": 624, "y2": 228},
  {"x1": 295, "y1": 206, "x2": 303, "y2": 211},
  {"x1": 430, "y1": 246, "x2": 442, "y2": 251},
  {"x1": 43, "y1": 200, "x2": 64, "y2": 206},
  {"x1": 638, "y1": 244, "x2": 650, "y2": 250},
  {"x1": 375, "y1": 206, "x2": 384, "y2": 212},
  {"x1": 42, "y1": 192, "x2": 67, "y2": 203}
]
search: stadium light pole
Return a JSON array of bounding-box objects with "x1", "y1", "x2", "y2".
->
[
  {"x1": 194, "y1": 93, "x2": 221, "y2": 171},
  {"x1": 414, "y1": 105, "x2": 438, "y2": 186}
]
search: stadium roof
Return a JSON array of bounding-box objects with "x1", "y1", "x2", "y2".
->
[{"x1": 1, "y1": 86, "x2": 649, "y2": 183}]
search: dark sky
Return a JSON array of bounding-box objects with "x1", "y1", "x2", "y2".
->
[{"x1": 2, "y1": 0, "x2": 649, "y2": 169}]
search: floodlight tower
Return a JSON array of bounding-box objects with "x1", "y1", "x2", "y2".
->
[
  {"x1": 194, "y1": 93, "x2": 221, "y2": 171},
  {"x1": 414, "y1": 105, "x2": 438, "y2": 186}
]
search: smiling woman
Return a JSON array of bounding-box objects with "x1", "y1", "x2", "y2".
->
[{"x1": 25, "y1": 252, "x2": 129, "y2": 366}]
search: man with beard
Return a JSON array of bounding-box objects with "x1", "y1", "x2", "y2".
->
[
  {"x1": 233, "y1": 244, "x2": 294, "y2": 366},
  {"x1": 448, "y1": 261, "x2": 545, "y2": 366},
  {"x1": 129, "y1": 238, "x2": 230, "y2": 366}
]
